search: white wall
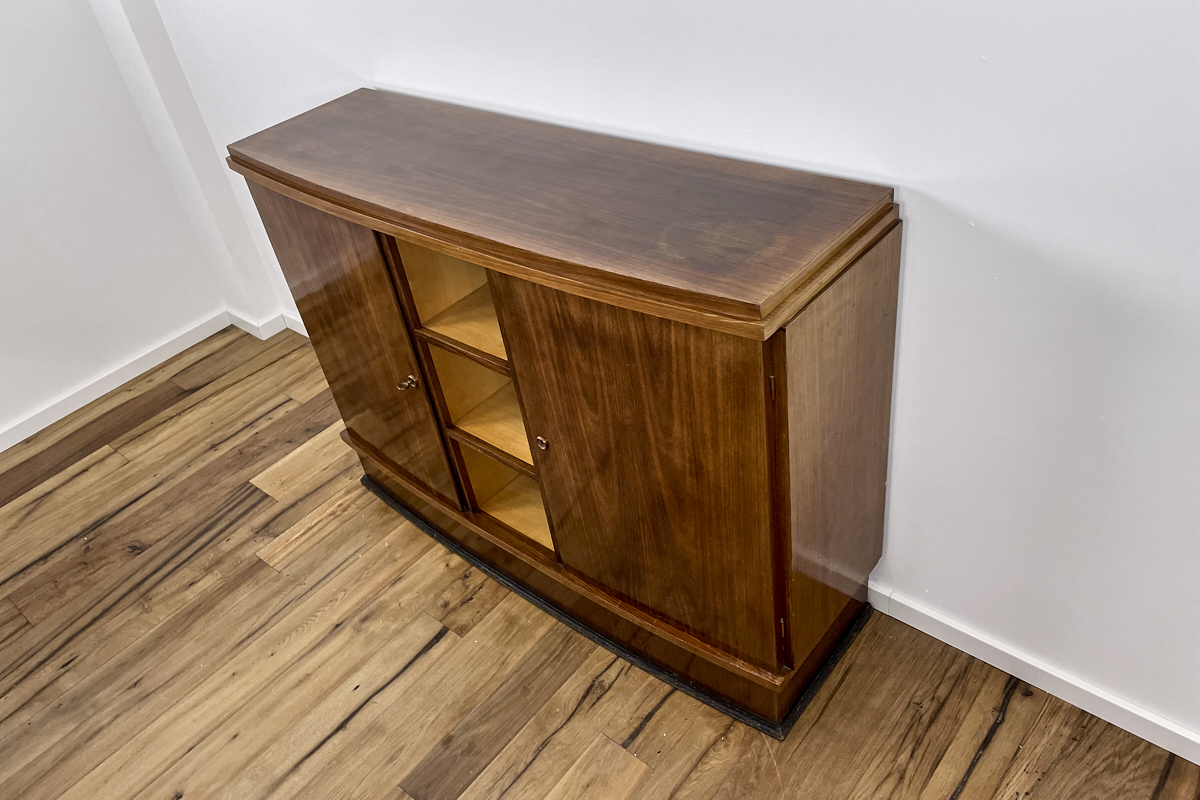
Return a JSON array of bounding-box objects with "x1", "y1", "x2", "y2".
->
[
  {"x1": 0, "y1": 0, "x2": 227, "y2": 444},
  {"x1": 87, "y1": 0, "x2": 298, "y2": 330},
  {"x1": 147, "y1": 0, "x2": 1200, "y2": 756}
]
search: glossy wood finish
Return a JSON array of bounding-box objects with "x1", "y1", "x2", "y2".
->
[
  {"x1": 233, "y1": 93, "x2": 907, "y2": 726},
  {"x1": 228, "y1": 89, "x2": 893, "y2": 339},
  {"x1": 784, "y1": 223, "x2": 903, "y2": 666},
  {"x1": 490, "y1": 274, "x2": 780, "y2": 670},
  {"x1": 247, "y1": 183, "x2": 459, "y2": 504},
  {"x1": 2, "y1": 328, "x2": 1193, "y2": 800}
]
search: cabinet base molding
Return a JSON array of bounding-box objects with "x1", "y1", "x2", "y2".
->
[{"x1": 358, "y1": 460, "x2": 871, "y2": 737}]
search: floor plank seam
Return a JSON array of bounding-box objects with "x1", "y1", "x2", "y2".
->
[{"x1": 947, "y1": 674, "x2": 1023, "y2": 800}]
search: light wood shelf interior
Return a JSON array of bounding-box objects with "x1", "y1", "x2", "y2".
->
[
  {"x1": 428, "y1": 346, "x2": 532, "y2": 467},
  {"x1": 395, "y1": 238, "x2": 506, "y2": 361},
  {"x1": 456, "y1": 383, "x2": 532, "y2": 466},
  {"x1": 424, "y1": 284, "x2": 507, "y2": 361},
  {"x1": 484, "y1": 475, "x2": 553, "y2": 551},
  {"x1": 459, "y1": 446, "x2": 553, "y2": 551}
]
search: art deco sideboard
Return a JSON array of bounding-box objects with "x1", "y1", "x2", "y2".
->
[{"x1": 227, "y1": 88, "x2": 901, "y2": 737}]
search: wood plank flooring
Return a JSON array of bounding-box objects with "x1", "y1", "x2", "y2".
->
[{"x1": 0, "y1": 326, "x2": 1195, "y2": 800}]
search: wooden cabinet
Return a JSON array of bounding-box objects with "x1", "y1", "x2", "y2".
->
[{"x1": 229, "y1": 89, "x2": 902, "y2": 737}]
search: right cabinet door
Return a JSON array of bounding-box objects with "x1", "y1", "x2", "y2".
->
[{"x1": 491, "y1": 274, "x2": 782, "y2": 669}]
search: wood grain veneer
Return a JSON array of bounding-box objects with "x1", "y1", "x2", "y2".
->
[
  {"x1": 228, "y1": 88, "x2": 893, "y2": 339},
  {"x1": 382, "y1": 235, "x2": 512, "y2": 373},
  {"x1": 247, "y1": 183, "x2": 459, "y2": 505},
  {"x1": 425, "y1": 347, "x2": 511, "y2": 423},
  {"x1": 422, "y1": 347, "x2": 534, "y2": 475},
  {"x1": 490, "y1": 273, "x2": 781, "y2": 670},
  {"x1": 391, "y1": 237, "x2": 488, "y2": 323},
  {"x1": 785, "y1": 224, "x2": 902, "y2": 665}
]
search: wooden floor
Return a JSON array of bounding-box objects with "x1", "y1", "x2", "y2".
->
[{"x1": 0, "y1": 327, "x2": 1195, "y2": 800}]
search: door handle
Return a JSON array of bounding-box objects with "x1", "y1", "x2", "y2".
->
[{"x1": 397, "y1": 375, "x2": 419, "y2": 391}]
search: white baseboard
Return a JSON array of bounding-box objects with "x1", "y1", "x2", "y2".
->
[
  {"x1": 226, "y1": 308, "x2": 308, "y2": 340},
  {"x1": 0, "y1": 305, "x2": 310, "y2": 455},
  {"x1": 226, "y1": 307, "x2": 286, "y2": 339},
  {"x1": 869, "y1": 580, "x2": 1200, "y2": 762},
  {"x1": 282, "y1": 312, "x2": 308, "y2": 337},
  {"x1": 0, "y1": 309, "x2": 232, "y2": 453}
]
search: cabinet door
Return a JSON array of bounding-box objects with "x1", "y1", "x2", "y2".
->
[
  {"x1": 248, "y1": 184, "x2": 458, "y2": 504},
  {"x1": 491, "y1": 274, "x2": 782, "y2": 669}
]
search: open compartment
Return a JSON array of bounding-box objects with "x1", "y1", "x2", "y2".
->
[
  {"x1": 458, "y1": 445, "x2": 553, "y2": 552},
  {"x1": 427, "y1": 345, "x2": 532, "y2": 469},
  {"x1": 392, "y1": 239, "x2": 507, "y2": 362}
]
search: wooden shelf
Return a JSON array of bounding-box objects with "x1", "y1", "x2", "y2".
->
[
  {"x1": 456, "y1": 444, "x2": 553, "y2": 552},
  {"x1": 422, "y1": 284, "x2": 507, "y2": 362},
  {"x1": 481, "y1": 474, "x2": 554, "y2": 552},
  {"x1": 454, "y1": 383, "x2": 532, "y2": 467}
]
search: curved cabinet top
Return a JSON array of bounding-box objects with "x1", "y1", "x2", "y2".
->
[{"x1": 228, "y1": 88, "x2": 895, "y2": 339}]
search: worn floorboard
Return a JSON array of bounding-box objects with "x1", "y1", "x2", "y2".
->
[{"x1": 0, "y1": 326, "x2": 1194, "y2": 799}]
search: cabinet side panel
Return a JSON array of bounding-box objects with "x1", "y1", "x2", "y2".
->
[
  {"x1": 247, "y1": 183, "x2": 459, "y2": 503},
  {"x1": 785, "y1": 224, "x2": 902, "y2": 664},
  {"x1": 491, "y1": 275, "x2": 779, "y2": 669}
]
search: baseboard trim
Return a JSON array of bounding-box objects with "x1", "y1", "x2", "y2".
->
[
  {"x1": 282, "y1": 312, "x2": 308, "y2": 337},
  {"x1": 869, "y1": 581, "x2": 1200, "y2": 762},
  {"x1": 226, "y1": 307, "x2": 285, "y2": 339},
  {"x1": 224, "y1": 308, "x2": 308, "y2": 340},
  {"x1": 1, "y1": 305, "x2": 310, "y2": 454},
  {"x1": 0, "y1": 308, "x2": 231, "y2": 452}
]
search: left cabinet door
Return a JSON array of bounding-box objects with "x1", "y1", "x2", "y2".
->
[{"x1": 248, "y1": 184, "x2": 459, "y2": 505}]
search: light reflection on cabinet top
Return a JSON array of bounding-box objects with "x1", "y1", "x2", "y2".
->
[{"x1": 229, "y1": 88, "x2": 897, "y2": 340}]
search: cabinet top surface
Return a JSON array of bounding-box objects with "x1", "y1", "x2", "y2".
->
[{"x1": 229, "y1": 89, "x2": 893, "y2": 329}]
